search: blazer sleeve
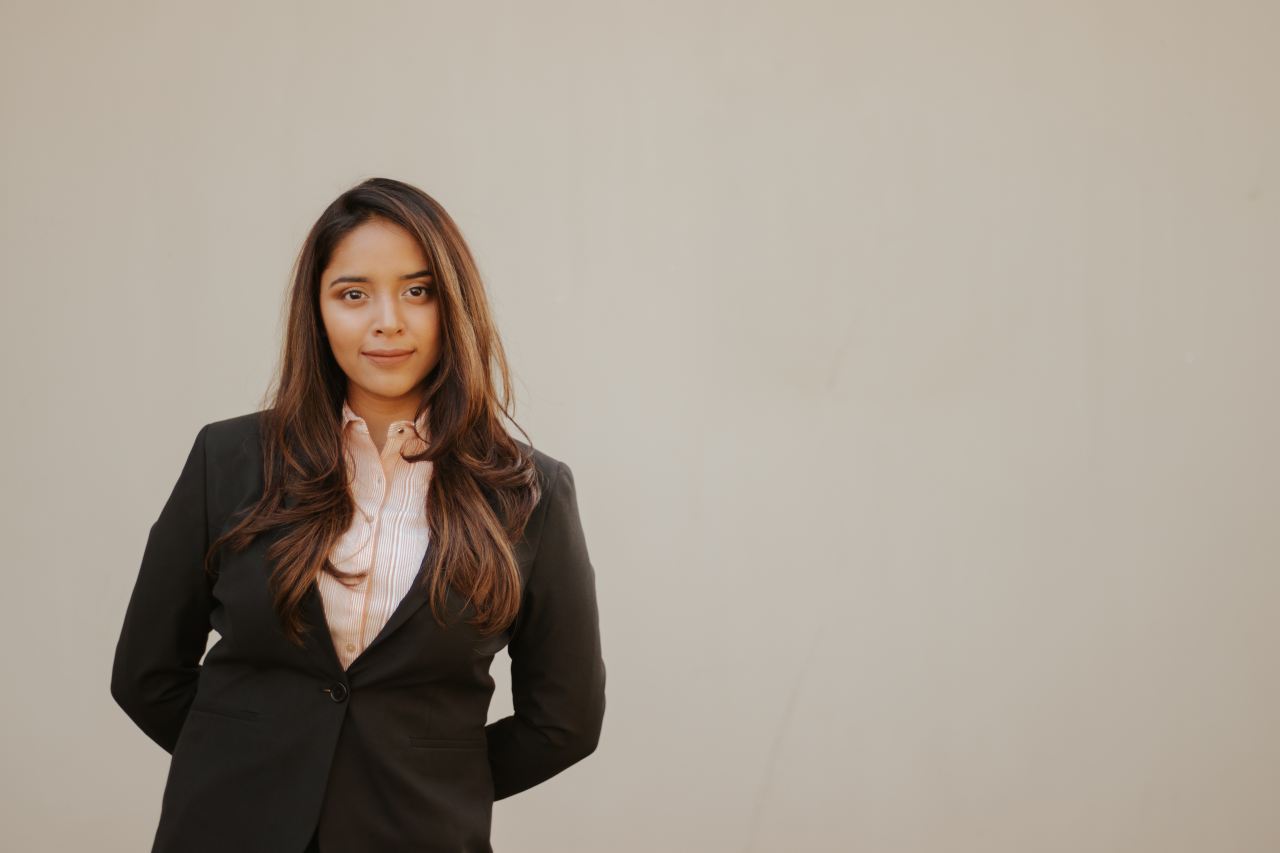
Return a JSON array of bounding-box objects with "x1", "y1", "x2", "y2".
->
[
  {"x1": 110, "y1": 423, "x2": 215, "y2": 754},
  {"x1": 485, "y1": 459, "x2": 607, "y2": 800}
]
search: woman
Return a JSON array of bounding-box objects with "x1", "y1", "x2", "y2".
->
[{"x1": 110, "y1": 177, "x2": 607, "y2": 853}]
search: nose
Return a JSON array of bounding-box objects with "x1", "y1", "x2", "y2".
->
[{"x1": 372, "y1": 294, "x2": 406, "y2": 335}]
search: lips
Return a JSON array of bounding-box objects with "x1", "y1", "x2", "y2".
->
[{"x1": 362, "y1": 349, "x2": 415, "y2": 367}]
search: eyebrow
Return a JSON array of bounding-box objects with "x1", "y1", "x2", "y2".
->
[{"x1": 328, "y1": 268, "x2": 434, "y2": 288}]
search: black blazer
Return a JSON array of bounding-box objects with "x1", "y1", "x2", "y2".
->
[{"x1": 110, "y1": 411, "x2": 606, "y2": 853}]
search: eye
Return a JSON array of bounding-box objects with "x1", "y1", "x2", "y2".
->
[
  {"x1": 409, "y1": 284, "x2": 434, "y2": 298},
  {"x1": 339, "y1": 289, "x2": 365, "y2": 302}
]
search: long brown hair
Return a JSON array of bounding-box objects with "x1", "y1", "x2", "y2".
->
[{"x1": 207, "y1": 177, "x2": 541, "y2": 647}]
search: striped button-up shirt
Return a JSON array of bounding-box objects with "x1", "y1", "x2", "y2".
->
[{"x1": 318, "y1": 398, "x2": 433, "y2": 670}]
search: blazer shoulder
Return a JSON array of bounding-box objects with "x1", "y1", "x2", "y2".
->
[
  {"x1": 511, "y1": 438, "x2": 567, "y2": 487},
  {"x1": 198, "y1": 417, "x2": 572, "y2": 489},
  {"x1": 202, "y1": 410, "x2": 268, "y2": 464},
  {"x1": 206, "y1": 409, "x2": 266, "y2": 437}
]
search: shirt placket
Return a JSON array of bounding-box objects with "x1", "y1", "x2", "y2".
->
[{"x1": 353, "y1": 422, "x2": 410, "y2": 654}]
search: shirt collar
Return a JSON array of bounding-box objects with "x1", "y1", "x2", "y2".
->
[{"x1": 341, "y1": 398, "x2": 431, "y2": 439}]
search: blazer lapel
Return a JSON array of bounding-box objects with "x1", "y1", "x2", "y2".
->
[
  {"x1": 284, "y1": 455, "x2": 496, "y2": 674},
  {"x1": 299, "y1": 582, "x2": 345, "y2": 674},
  {"x1": 296, "y1": 529, "x2": 439, "y2": 675},
  {"x1": 348, "y1": 534, "x2": 437, "y2": 667}
]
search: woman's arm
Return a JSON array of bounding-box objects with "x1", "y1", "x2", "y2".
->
[
  {"x1": 110, "y1": 423, "x2": 215, "y2": 754},
  {"x1": 485, "y1": 459, "x2": 608, "y2": 800}
]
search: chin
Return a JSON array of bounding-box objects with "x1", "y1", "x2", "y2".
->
[{"x1": 359, "y1": 376, "x2": 422, "y2": 397}]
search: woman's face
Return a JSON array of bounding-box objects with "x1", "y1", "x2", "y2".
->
[{"x1": 319, "y1": 218, "x2": 442, "y2": 407}]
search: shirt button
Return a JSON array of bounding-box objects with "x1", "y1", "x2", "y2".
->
[{"x1": 345, "y1": 643, "x2": 356, "y2": 652}]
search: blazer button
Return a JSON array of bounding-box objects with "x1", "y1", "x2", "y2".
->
[{"x1": 328, "y1": 682, "x2": 349, "y2": 703}]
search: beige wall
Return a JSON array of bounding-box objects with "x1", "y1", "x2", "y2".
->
[{"x1": 2, "y1": 1, "x2": 1278, "y2": 850}]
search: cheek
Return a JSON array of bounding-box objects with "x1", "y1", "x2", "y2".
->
[
  {"x1": 413, "y1": 305, "x2": 443, "y2": 341},
  {"x1": 320, "y1": 306, "x2": 364, "y2": 356}
]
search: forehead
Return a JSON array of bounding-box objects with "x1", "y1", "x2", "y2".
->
[{"x1": 325, "y1": 219, "x2": 430, "y2": 273}]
